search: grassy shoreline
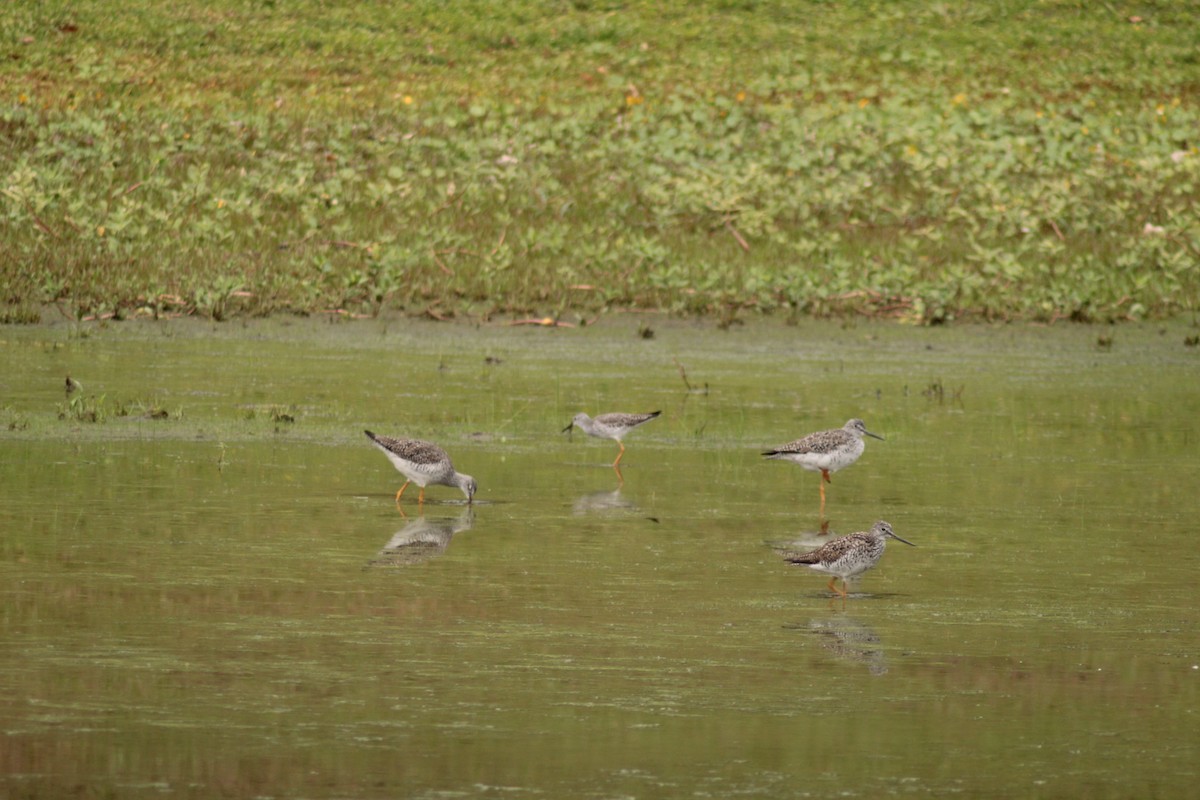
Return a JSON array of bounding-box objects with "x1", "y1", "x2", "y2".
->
[
  {"x1": 2, "y1": 1, "x2": 1198, "y2": 325},
  {"x1": 5, "y1": 311, "x2": 1197, "y2": 445}
]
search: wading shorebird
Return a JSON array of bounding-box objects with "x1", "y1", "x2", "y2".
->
[
  {"x1": 563, "y1": 411, "x2": 661, "y2": 468},
  {"x1": 787, "y1": 520, "x2": 915, "y2": 598},
  {"x1": 763, "y1": 418, "x2": 883, "y2": 513},
  {"x1": 364, "y1": 431, "x2": 477, "y2": 507}
]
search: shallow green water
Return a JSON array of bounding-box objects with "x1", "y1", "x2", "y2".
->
[{"x1": 2, "y1": 317, "x2": 1199, "y2": 798}]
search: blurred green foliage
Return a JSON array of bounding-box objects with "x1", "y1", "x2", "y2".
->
[{"x1": 1, "y1": 0, "x2": 1197, "y2": 323}]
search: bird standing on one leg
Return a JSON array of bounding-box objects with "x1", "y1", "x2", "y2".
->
[
  {"x1": 364, "y1": 431, "x2": 477, "y2": 507},
  {"x1": 563, "y1": 411, "x2": 661, "y2": 469},
  {"x1": 763, "y1": 418, "x2": 883, "y2": 514},
  {"x1": 787, "y1": 520, "x2": 915, "y2": 598}
]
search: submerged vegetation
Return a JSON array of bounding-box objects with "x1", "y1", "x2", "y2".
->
[{"x1": 1, "y1": 1, "x2": 1198, "y2": 324}]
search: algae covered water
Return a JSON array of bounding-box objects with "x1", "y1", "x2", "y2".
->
[{"x1": 2, "y1": 316, "x2": 1198, "y2": 798}]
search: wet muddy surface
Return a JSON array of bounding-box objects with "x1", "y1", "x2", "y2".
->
[{"x1": 2, "y1": 316, "x2": 1198, "y2": 797}]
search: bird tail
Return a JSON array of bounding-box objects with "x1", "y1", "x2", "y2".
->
[{"x1": 787, "y1": 554, "x2": 820, "y2": 565}]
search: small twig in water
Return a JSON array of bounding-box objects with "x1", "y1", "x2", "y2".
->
[
  {"x1": 674, "y1": 358, "x2": 709, "y2": 394},
  {"x1": 674, "y1": 357, "x2": 693, "y2": 391}
]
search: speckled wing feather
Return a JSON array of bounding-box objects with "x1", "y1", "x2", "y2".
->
[
  {"x1": 593, "y1": 411, "x2": 661, "y2": 427},
  {"x1": 767, "y1": 428, "x2": 850, "y2": 456},
  {"x1": 365, "y1": 432, "x2": 452, "y2": 467},
  {"x1": 788, "y1": 532, "x2": 867, "y2": 567}
]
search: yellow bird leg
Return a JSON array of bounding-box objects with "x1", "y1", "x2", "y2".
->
[{"x1": 612, "y1": 441, "x2": 627, "y2": 467}]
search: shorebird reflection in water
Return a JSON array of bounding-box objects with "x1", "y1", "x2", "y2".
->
[
  {"x1": 786, "y1": 520, "x2": 914, "y2": 598},
  {"x1": 572, "y1": 486, "x2": 637, "y2": 517},
  {"x1": 364, "y1": 430, "x2": 477, "y2": 507},
  {"x1": 366, "y1": 509, "x2": 475, "y2": 568},
  {"x1": 806, "y1": 616, "x2": 889, "y2": 675},
  {"x1": 763, "y1": 419, "x2": 883, "y2": 514}
]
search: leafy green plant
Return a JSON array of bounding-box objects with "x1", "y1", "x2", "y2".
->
[
  {"x1": 1, "y1": 1, "x2": 1197, "y2": 324},
  {"x1": 58, "y1": 393, "x2": 107, "y2": 423},
  {"x1": 2, "y1": 405, "x2": 29, "y2": 431}
]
